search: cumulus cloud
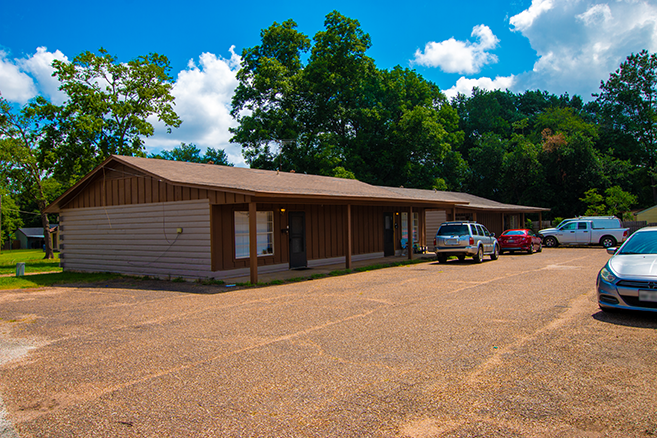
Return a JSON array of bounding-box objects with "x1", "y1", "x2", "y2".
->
[
  {"x1": 0, "y1": 51, "x2": 37, "y2": 104},
  {"x1": 19, "y1": 47, "x2": 68, "y2": 104},
  {"x1": 412, "y1": 25, "x2": 500, "y2": 74},
  {"x1": 145, "y1": 47, "x2": 244, "y2": 166},
  {"x1": 509, "y1": 0, "x2": 554, "y2": 32},
  {"x1": 509, "y1": 0, "x2": 657, "y2": 98},
  {"x1": 443, "y1": 75, "x2": 515, "y2": 99},
  {"x1": 0, "y1": 47, "x2": 67, "y2": 105}
]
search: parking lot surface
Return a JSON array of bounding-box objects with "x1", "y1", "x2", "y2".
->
[{"x1": 1, "y1": 248, "x2": 656, "y2": 437}]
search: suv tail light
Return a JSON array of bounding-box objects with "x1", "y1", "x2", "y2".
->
[
  {"x1": 469, "y1": 237, "x2": 475, "y2": 245},
  {"x1": 623, "y1": 229, "x2": 628, "y2": 237}
]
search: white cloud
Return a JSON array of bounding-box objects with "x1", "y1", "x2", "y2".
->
[
  {"x1": 145, "y1": 47, "x2": 245, "y2": 166},
  {"x1": 0, "y1": 51, "x2": 37, "y2": 104},
  {"x1": 576, "y1": 4, "x2": 612, "y2": 26},
  {"x1": 19, "y1": 47, "x2": 68, "y2": 104},
  {"x1": 412, "y1": 25, "x2": 500, "y2": 74},
  {"x1": 443, "y1": 75, "x2": 515, "y2": 99},
  {"x1": 510, "y1": 0, "x2": 555, "y2": 32},
  {"x1": 0, "y1": 47, "x2": 67, "y2": 105},
  {"x1": 508, "y1": 0, "x2": 657, "y2": 98}
]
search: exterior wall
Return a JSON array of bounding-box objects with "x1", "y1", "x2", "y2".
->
[
  {"x1": 426, "y1": 210, "x2": 447, "y2": 251},
  {"x1": 637, "y1": 206, "x2": 657, "y2": 223},
  {"x1": 61, "y1": 163, "x2": 248, "y2": 210},
  {"x1": 60, "y1": 199, "x2": 213, "y2": 279},
  {"x1": 211, "y1": 203, "x2": 409, "y2": 272}
]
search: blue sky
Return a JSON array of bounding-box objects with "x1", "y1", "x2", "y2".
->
[{"x1": 1, "y1": 0, "x2": 656, "y2": 166}]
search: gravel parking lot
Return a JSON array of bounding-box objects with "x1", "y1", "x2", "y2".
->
[{"x1": 1, "y1": 248, "x2": 656, "y2": 437}]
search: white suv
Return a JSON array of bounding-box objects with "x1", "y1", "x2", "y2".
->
[{"x1": 434, "y1": 221, "x2": 500, "y2": 263}]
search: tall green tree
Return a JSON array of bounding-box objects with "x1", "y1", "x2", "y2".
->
[
  {"x1": 149, "y1": 143, "x2": 233, "y2": 166},
  {"x1": 48, "y1": 48, "x2": 182, "y2": 185},
  {"x1": 0, "y1": 98, "x2": 59, "y2": 258},
  {"x1": 596, "y1": 50, "x2": 657, "y2": 203}
]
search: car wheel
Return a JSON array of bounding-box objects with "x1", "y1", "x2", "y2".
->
[
  {"x1": 473, "y1": 246, "x2": 484, "y2": 263},
  {"x1": 537, "y1": 243, "x2": 543, "y2": 253},
  {"x1": 457, "y1": 255, "x2": 465, "y2": 262},
  {"x1": 437, "y1": 255, "x2": 447, "y2": 264},
  {"x1": 544, "y1": 236, "x2": 558, "y2": 248},
  {"x1": 491, "y1": 244, "x2": 499, "y2": 260},
  {"x1": 528, "y1": 243, "x2": 534, "y2": 254},
  {"x1": 600, "y1": 235, "x2": 616, "y2": 248}
]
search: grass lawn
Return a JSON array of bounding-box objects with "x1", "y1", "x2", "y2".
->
[
  {"x1": 0, "y1": 249, "x2": 119, "y2": 290},
  {"x1": 0, "y1": 249, "x2": 62, "y2": 275}
]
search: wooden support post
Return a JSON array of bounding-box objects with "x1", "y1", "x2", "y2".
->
[
  {"x1": 522, "y1": 213, "x2": 526, "y2": 228},
  {"x1": 249, "y1": 201, "x2": 258, "y2": 285},
  {"x1": 345, "y1": 204, "x2": 352, "y2": 269},
  {"x1": 539, "y1": 212, "x2": 543, "y2": 230},
  {"x1": 408, "y1": 206, "x2": 413, "y2": 260},
  {"x1": 452, "y1": 206, "x2": 456, "y2": 221}
]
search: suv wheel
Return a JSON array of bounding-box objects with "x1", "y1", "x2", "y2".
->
[
  {"x1": 490, "y1": 244, "x2": 499, "y2": 260},
  {"x1": 437, "y1": 255, "x2": 447, "y2": 264},
  {"x1": 473, "y1": 246, "x2": 484, "y2": 263}
]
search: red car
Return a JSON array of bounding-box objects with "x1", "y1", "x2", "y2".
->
[{"x1": 498, "y1": 229, "x2": 542, "y2": 254}]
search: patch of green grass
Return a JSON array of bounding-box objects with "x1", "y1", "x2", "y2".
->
[
  {"x1": 0, "y1": 271, "x2": 122, "y2": 290},
  {"x1": 0, "y1": 249, "x2": 62, "y2": 275}
]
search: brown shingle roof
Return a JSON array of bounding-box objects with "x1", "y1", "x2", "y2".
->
[{"x1": 46, "y1": 155, "x2": 549, "y2": 213}]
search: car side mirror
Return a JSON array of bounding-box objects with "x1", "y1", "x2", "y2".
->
[{"x1": 606, "y1": 247, "x2": 617, "y2": 255}]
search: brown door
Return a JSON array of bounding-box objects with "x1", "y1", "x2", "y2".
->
[
  {"x1": 384, "y1": 212, "x2": 395, "y2": 256},
  {"x1": 289, "y1": 211, "x2": 307, "y2": 268}
]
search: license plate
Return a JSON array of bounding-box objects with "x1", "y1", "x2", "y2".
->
[
  {"x1": 447, "y1": 239, "x2": 459, "y2": 245},
  {"x1": 639, "y1": 290, "x2": 657, "y2": 302}
]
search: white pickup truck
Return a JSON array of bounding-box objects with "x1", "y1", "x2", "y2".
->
[{"x1": 539, "y1": 219, "x2": 629, "y2": 248}]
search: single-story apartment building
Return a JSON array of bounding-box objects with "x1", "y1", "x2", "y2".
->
[{"x1": 45, "y1": 155, "x2": 548, "y2": 282}]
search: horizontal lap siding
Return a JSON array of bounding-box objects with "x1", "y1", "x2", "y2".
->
[{"x1": 60, "y1": 199, "x2": 212, "y2": 279}]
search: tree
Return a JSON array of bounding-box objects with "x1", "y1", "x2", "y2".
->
[
  {"x1": 149, "y1": 143, "x2": 233, "y2": 166},
  {"x1": 596, "y1": 50, "x2": 657, "y2": 203},
  {"x1": 0, "y1": 191, "x2": 22, "y2": 249},
  {"x1": 0, "y1": 98, "x2": 57, "y2": 258},
  {"x1": 48, "y1": 48, "x2": 182, "y2": 185}
]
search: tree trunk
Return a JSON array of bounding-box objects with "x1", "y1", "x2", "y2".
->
[{"x1": 39, "y1": 200, "x2": 54, "y2": 260}]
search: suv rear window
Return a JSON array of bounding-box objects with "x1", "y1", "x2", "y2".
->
[{"x1": 437, "y1": 224, "x2": 469, "y2": 236}]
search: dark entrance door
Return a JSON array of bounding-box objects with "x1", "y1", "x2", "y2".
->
[
  {"x1": 384, "y1": 212, "x2": 395, "y2": 256},
  {"x1": 289, "y1": 211, "x2": 307, "y2": 268}
]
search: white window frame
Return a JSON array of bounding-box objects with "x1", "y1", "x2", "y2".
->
[{"x1": 234, "y1": 211, "x2": 274, "y2": 259}]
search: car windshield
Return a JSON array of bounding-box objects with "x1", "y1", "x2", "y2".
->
[
  {"x1": 618, "y1": 231, "x2": 657, "y2": 255},
  {"x1": 437, "y1": 224, "x2": 469, "y2": 236},
  {"x1": 502, "y1": 230, "x2": 525, "y2": 236}
]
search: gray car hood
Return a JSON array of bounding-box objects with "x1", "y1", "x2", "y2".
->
[{"x1": 609, "y1": 254, "x2": 657, "y2": 279}]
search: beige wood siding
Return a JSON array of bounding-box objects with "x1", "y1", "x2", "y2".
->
[
  {"x1": 60, "y1": 199, "x2": 213, "y2": 279},
  {"x1": 425, "y1": 210, "x2": 447, "y2": 250}
]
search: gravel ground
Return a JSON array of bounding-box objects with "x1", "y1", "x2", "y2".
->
[{"x1": 0, "y1": 248, "x2": 656, "y2": 437}]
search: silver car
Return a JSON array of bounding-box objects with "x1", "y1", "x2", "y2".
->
[
  {"x1": 597, "y1": 226, "x2": 657, "y2": 313},
  {"x1": 434, "y1": 221, "x2": 499, "y2": 264}
]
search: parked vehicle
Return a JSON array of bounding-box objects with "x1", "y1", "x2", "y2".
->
[
  {"x1": 539, "y1": 219, "x2": 629, "y2": 248},
  {"x1": 498, "y1": 229, "x2": 542, "y2": 254},
  {"x1": 558, "y1": 216, "x2": 622, "y2": 229},
  {"x1": 433, "y1": 221, "x2": 499, "y2": 263},
  {"x1": 597, "y1": 226, "x2": 657, "y2": 313}
]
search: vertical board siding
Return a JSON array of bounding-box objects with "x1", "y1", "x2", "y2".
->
[
  {"x1": 60, "y1": 199, "x2": 213, "y2": 279},
  {"x1": 61, "y1": 170, "x2": 249, "y2": 211}
]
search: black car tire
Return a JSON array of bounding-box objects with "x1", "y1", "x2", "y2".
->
[
  {"x1": 544, "y1": 236, "x2": 558, "y2": 248},
  {"x1": 600, "y1": 235, "x2": 617, "y2": 248},
  {"x1": 437, "y1": 255, "x2": 447, "y2": 264},
  {"x1": 473, "y1": 246, "x2": 484, "y2": 263},
  {"x1": 528, "y1": 243, "x2": 534, "y2": 254},
  {"x1": 537, "y1": 243, "x2": 543, "y2": 253},
  {"x1": 457, "y1": 255, "x2": 465, "y2": 262},
  {"x1": 491, "y1": 244, "x2": 499, "y2": 260}
]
